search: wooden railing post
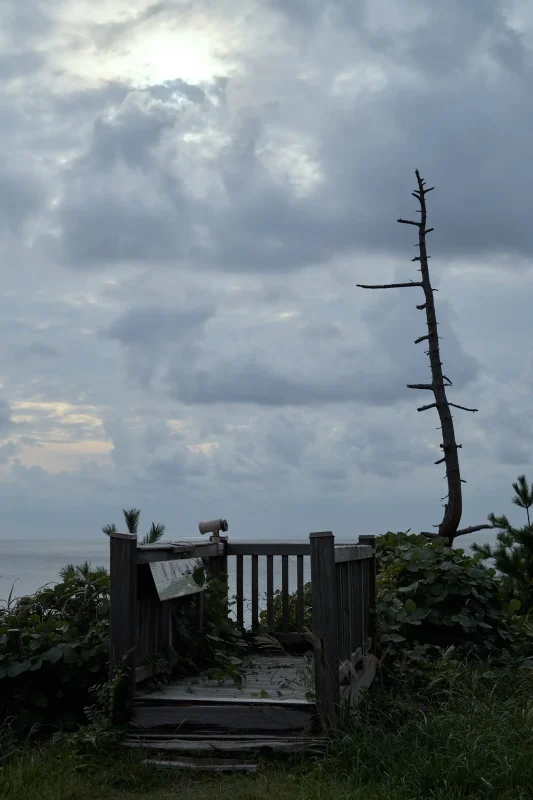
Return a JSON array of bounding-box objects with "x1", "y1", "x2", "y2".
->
[
  {"x1": 109, "y1": 531, "x2": 137, "y2": 720},
  {"x1": 358, "y1": 535, "x2": 377, "y2": 651},
  {"x1": 310, "y1": 531, "x2": 340, "y2": 729}
]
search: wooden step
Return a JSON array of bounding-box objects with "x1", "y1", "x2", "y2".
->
[
  {"x1": 124, "y1": 733, "x2": 328, "y2": 756},
  {"x1": 142, "y1": 756, "x2": 258, "y2": 773},
  {"x1": 131, "y1": 699, "x2": 316, "y2": 733}
]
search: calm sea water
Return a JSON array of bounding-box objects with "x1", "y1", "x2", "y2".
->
[
  {"x1": 0, "y1": 538, "x2": 313, "y2": 615},
  {"x1": 0, "y1": 539, "x2": 110, "y2": 604}
]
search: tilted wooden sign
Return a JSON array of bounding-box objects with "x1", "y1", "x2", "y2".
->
[{"x1": 149, "y1": 558, "x2": 204, "y2": 602}]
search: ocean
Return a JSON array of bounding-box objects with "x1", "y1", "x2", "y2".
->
[
  {"x1": 0, "y1": 539, "x2": 110, "y2": 604},
  {"x1": 0, "y1": 538, "x2": 313, "y2": 614}
]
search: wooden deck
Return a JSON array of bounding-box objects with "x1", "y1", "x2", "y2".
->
[
  {"x1": 136, "y1": 654, "x2": 314, "y2": 704},
  {"x1": 111, "y1": 531, "x2": 378, "y2": 770},
  {"x1": 126, "y1": 654, "x2": 326, "y2": 762}
]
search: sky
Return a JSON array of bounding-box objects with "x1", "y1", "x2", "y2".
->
[{"x1": 0, "y1": 0, "x2": 532, "y2": 545}]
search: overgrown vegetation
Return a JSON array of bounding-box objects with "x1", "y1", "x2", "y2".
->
[
  {"x1": 259, "y1": 582, "x2": 313, "y2": 632},
  {"x1": 0, "y1": 565, "x2": 110, "y2": 728},
  {"x1": 3, "y1": 475, "x2": 533, "y2": 798},
  {"x1": 0, "y1": 562, "x2": 248, "y2": 729}
]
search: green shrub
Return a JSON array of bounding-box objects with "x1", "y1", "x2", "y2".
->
[
  {"x1": 0, "y1": 567, "x2": 110, "y2": 727},
  {"x1": 259, "y1": 582, "x2": 312, "y2": 631},
  {"x1": 376, "y1": 532, "x2": 512, "y2": 663}
]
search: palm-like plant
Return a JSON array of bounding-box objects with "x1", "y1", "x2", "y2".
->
[
  {"x1": 472, "y1": 475, "x2": 533, "y2": 610},
  {"x1": 59, "y1": 562, "x2": 109, "y2": 582},
  {"x1": 102, "y1": 508, "x2": 166, "y2": 544}
]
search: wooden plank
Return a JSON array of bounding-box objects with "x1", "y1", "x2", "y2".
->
[
  {"x1": 137, "y1": 541, "x2": 225, "y2": 564},
  {"x1": 350, "y1": 561, "x2": 358, "y2": 656},
  {"x1": 341, "y1": 656, "x2": 377, "y2": 709},
  {"x1": 310, "y1": 531, "x2": 340, "y2": 730},
  {"x1": 282, "y1": 555, "x2": 289, "y2": 632},
  {"x1": 131, "y1": 703, "x2": 315, "y2": 732},
  {"x1": 334, "y1": 545, "x2": 373, "y2": 563},
  {"x1": 127, "y1": 733, "x2": 325, "y2": 742},
  {"x1": 358, "y1": 535, "x2": 377, "y2": 651},
  {"x1": 124, "y1": 738, "x2": 327, "y2": 755},
  {"x1": 136, "y1": 696, "x2": 313, "y2": 708},
  {"x1": 338, "y1": 561, "x2": 350, "y2": 662},
  {"x1": 338, "y1": 646, "x2": 364, "y2": 683},
  {"x1": 236, "y1": 555, "x2": 244, "y2": 627},
  {"x1": 109, "y1": 531, "x2": 137, "y2": 720},
  {"x1": 227, "y1": 542, "x2": 311, "y2": 556},
  {"x1": 142, "y1": 757, "x2": 258, "y2": 773},
  {"x1": 353, "y1": 560, "x2": 363, "y2": 651},
  {"x1": 266, "y1": 555, "x2": 274, "y2": 629},
  {"x1": 251, "y1": 554, "x2": 259, "y2": 632},
  {"x1": 296, "y1": 555, "x2": 305, "y2": 631}
]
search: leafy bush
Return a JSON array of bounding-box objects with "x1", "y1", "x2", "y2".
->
[
  {"x1": 171, "y1": 570, "x2": 249, "y2": 684},
  {"x1": 376, "y1": 532, "x2": 513, "y2": 663},
  {"x1": 259, "y1": 582, "x2": 312, "y2": 632},
  {"x1": 0, "y1": 567, "x2": 110, "y2": 727}
]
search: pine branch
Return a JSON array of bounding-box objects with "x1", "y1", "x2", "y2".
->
[
  {"x1": 415, "y1": 335, "x2": 429, "y2": 344},
  {"x1": 407, "y1": 383, "x2": 434, "y2": 390}
]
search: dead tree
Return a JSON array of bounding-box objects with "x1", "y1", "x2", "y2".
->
[{"x1": 357, "y1": 170, "x2": 491, "y2": 544}]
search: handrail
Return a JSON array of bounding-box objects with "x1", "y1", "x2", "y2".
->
[{"x1": 226, "y1": 542, "x2": 311, "y2": 556}]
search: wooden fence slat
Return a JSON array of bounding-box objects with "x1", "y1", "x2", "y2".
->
[
  {"x1": 310, "y1": 532, "x2": 340, "y2": 730},
  {"x1": 296, "y1": 555, "x2": 304, "y2": 630},
  {"x1": 236, "y1": 555, "x2": 244, "y2": 627},
  {"x1": 359, "y1": 535, "x2": 377, "y2": 650},
  {"x1": 251, "y1": 555, "x2": 259, "y2": 632},
  {"x1": 348, "y1": 560, "x2": 355, "y2": 659},
  {"x1": 109, "y1": 532, "x2": 137, "y2": 719},
  {"x1": 267, "y1": 555, "x2": 274, "y2": 629},
  {"x1": 282, "y1": 555, "x2": 289, "y2": 632}
]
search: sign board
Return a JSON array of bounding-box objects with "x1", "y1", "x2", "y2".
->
[{"x1": 149, "y1": 558, "x2": 204, "y2": 602}]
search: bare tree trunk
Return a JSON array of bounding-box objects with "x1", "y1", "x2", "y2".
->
[{"x1": 357, "y1": 170, "x2": 491, "y2": 544}]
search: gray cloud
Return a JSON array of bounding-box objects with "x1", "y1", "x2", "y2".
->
[{"x1": 0, "y1": 0, "x2": 532, "y2": 553}]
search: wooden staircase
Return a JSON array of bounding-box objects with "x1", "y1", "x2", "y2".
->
[{"x1": 123, "y1": 655, "x2": 328, "y2": 771}]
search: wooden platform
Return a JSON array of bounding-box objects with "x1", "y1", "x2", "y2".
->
[
  {"x1": 136, "y1": 654, "x2": 314, "y2": 705},
  {"x1": 126, "y1": 654, "x2": 324, "y2": 764}
]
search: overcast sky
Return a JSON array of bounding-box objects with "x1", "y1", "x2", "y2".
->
[{"x1": 0, "y1": 0, "x2": 532, "y2": 544}]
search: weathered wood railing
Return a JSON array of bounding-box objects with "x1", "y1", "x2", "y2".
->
[
  {"x1": 109, "y1": 530, "x2": 376, "y2": 728},
  {"x1": 309, "y1": 532, "x2": 376, "y2": 728},
  {"x1": 226, "y1": 541, "x2": 311, "y2": 637}
]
